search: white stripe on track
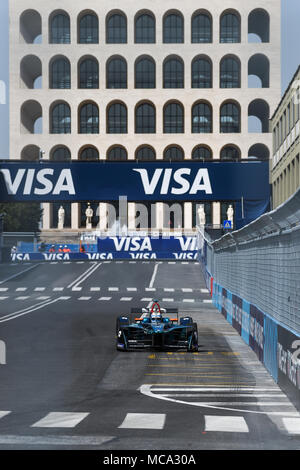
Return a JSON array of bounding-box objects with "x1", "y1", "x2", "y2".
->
[{"x1": 67, "y1": 263, "x2": 101, "y2": 289}]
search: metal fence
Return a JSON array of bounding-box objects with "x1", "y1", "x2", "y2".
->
[{"x1": 199, "y1": 187, "x2": 300, "y2": 335}]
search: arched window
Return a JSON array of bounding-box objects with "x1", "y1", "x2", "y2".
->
[
  {"x1": 107, "y1": 146, "x2": 127, "y2": 160},
  {"x1": 50, "y1": 13, "x2": 70, "y2": 44},
  {"x1": 50, "y1": 57, "x2": 70, "y2": 89},
  {"x1": 106, "y1": 13, "x2": 127, "y2": 43},
  {"x1": 79, "y1": 146, "x2": 99, "y2": 160},
  {"x1": 220, "y1": 56, "x2": 241, "y2": 88},
  {"x1": 135, "y1": 57, "x2": 155, "y2": 88},
  {"x1": 163, "y1": 12, "x2": 184, "y2": 43},
  {"x1": 79, "y1": 58, "x2": 99, "y2": 89},
  {"x1": 192, "y1": 102, "x2": 212, "y2": 133},
  {"x1": 51, "y1": 102, "x2": 71, "y2": 134},
  {"x1": 107, "y1": 102, "x2": 127, "y2": 133},
  {"x1": 192, "y1": 13, "x2": 212, "y2": 43},
  {"x1": 21, "y1": 100, "x2": 42, "y2": 134},
  {"x1": 220, "y1": 12, "x2": 240, "y2": 43},
  {"x1": 163, "y1": 146, "x2": 184, "y2": 160},
  {"x1": 220, "y1": 102, "x2": 240, "y2": 133},
  {"x1": 51, "y1": 146, "x2": 71, "y2": 161},
  {"x1": 79, "y1": 102, "x2": 99, "y2": 134},
  {"x1": 220, "y1": 145, "x2": 240, "y2": 161},
  {"x1": 107, "y1": 57, "x2": 127, "y2": 88},
  {"x1": 248, "y1": 143, "x2": 269, "y2": 161},
  {"x1": 21, "y1": 55, "x2": 42, "y2": 89},
  {"x1": 192, "y1": 57, "x2": 212, "y2": 88},
  {"x1": 135, "y1": 102, "x2": 156, "y2": 134},
  {"x1": 135, "y1": 13, "x2": 155, "y2": 43},
  {"x1": 20, "y1": 10, "x2": 42, "y2": 44},
  {"x1": 248, "y1": 9, "x2": 270, "y2": 43},
  {"x1": 78, "y1": 13, "x2": 99, "y2": 43},
  {"x1": 248, "y1": 54, "x2": 270, "y2": 88},
  {"x1": 192, "y1": 146, "x2": 212, "y2": 160},
  {"x1": 164, "y1": 102, "x2": 184, "y2": 133},
  {"x1": 21, "y1": 145, "x2": 40, "y2": 161},
  {"x1": 163, "y1": 57, "x2": 184, "y2": 88},
  {"x1": 136, "y1": 146, "x2": 156, "y2": 161}
]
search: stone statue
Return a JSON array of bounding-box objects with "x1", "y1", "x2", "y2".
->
[
  {"x1": 227, "y1": 204, "x2": 234, "y2": 224},
  {"x1": 85, "y1": 203, "x2": 93, "y2": 230},
  {"x1": 58, "y1": 205, "x2": 65, "y2": 230},
  {"x1": 197, "y1": 204, "x2": 206, "y2": 226}
]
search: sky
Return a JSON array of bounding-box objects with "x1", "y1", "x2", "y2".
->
[{"x1": 0, "y1": 0, "x2": 299, "y2": 158}]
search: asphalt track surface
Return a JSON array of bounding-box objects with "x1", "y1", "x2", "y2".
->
[{"x1": 0, "y1": 260, "x2": 299, "y2": 450}]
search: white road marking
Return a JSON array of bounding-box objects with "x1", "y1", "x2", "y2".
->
[
  {"x1": 120, "y1": 297, "x2": 133, "y2": 301},
  {"x1": 205, "y1": 415, "x2": 249, "y2": 433},
  {"x1": 140, "y1": 385, "x2": 300, "y2": 417},
  {"x1": 90, "y1": 287, "x2": 101, "y2": 291},
  {"x1": 108, "y1": 287, "x2": 119, "y2": 292},
  {"x1": 282, "y1": 418, "x2": 300, "y2": 434},
  {"x1": 16, "y1": 296, "x2": 30, "y2": 300},
  {"x1": 35, "y1": 287, "x2": 45, "y2": 292},
  {"x1": 150, "y1": 387, "x2": 283, "y2": 393},
  {"x1": 182, "y1": 288, "x2": 193, "y2": 292},
  {"x1": 0, "y1": 288, "x2": 8, "y2": 292},
  {"x1": 164, "y1": 288, "x2": 174, "y2": 292},
  {"x1": 141, "y1": 298, "x2": 153, "y2": 302},
  {"x1": 127, "y1": 288, "x2": 137, "y2": 292},
  {"x1": 59, "y1": 296, "x2": 71, "y2": 300},
  {"x1": 78, "y1": 297, "x2": 91, "y2": 301},
  {"x1": 99, "y1": 297, "x2": 112, "y2": 301},
  {"x1": 203, "y1": 299, "x2": 213, "y2": 303},
  {"x1": 72, "y1": 287, "x2": 82, "y2": 292},
  {"x1": 53, "y1": 287, "x2": 64, "y2": 292},
  {"x1": 183, "y1": 299, "x2": 195, "y2": 303},
  {"x1": 0, "y1": 264, "x2": 38, "y2": 285},
  {"x1": 201, "y1": 289, "x2": 209, "y2": 293},
  {"x1": 0, "y1": 434, "x2": 114, "y2": 446},
  {"x1": 118, "y1": 413, "x2": 166, "y2": 430},
  {"x1": 67, "y1": 263, "x2": 101, "y2": 289},
  {"x1": 32, "y1": 412, "x2": 89, "y2": 428},
  {"x1": 0, "y1": 411, "x2": 10, "y2": 420},
  {"x1": 145, "y1": 287, "x2": 156, "y2": 292},
  {"x1": 149, "y1": 263, "x2": 159, "y2": 289},
  {"x1": 162, "y1": 298, "x2": 174, "y2": 302},
  {"x1": 36, "y1": 296, "x2": 50, "y2": 300},
  {"x1": 16, "y1": 288, "x2": 27, "y2": 292},
  {"x1": 0, "y1": 297, "x2": 62, "y2": 323}
]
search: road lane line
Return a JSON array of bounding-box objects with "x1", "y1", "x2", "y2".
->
[
  {"x1": 205, "y1": 416, "x2": 249, "y2": 433},
  {"x1": 32, "y1": 412, "x2": 89, "y2": 428},
  {"x1": 118, "y1": 413, "x2": 166, "y2": 430},
  {"x1": 67, "y1": 263, "x2": 101, "y2": 289},
  {"x1": 0, "y1": 297, "x2": 62, "y2": 323},
  {"x1": 0, "y1": 264, "x2": 38, "y2": 285},
  {"x1": 149, "y1": 263, "x2": 159, "y2": 289}
]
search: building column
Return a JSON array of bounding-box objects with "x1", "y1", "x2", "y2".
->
[
  {"x1": 184, "y1": 202, "x2": 192, "y2": 230},
  {"x1": 98, "y1": 203, "x2": 108, "y2": 231},
  {"x1": 128, "y1": 202, "x2": 136, "y2": 230},
  {"x1": 71, "y1": 203, "x2": 79, "y2": 230},
  {"x1": 42, "y1": 203, "x2": 51, "y2": 230},
  {"x1": 213, "y1": 202, "x2": 220, "y2": 226},
  {"x1": 156, "y1": 202, "x2": 164, "y2": 229}
]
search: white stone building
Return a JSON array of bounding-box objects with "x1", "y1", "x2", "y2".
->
[{"x1": 9, "y1": 0, "x2": 281, "y2": 231}]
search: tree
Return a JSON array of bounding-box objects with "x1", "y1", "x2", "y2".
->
[{"x1": 0, "y1": 203, "x2": 43, "y2": 232}]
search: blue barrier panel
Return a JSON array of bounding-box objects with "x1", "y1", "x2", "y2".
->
[
  {"x1": 226, "y1": 290, "x2": 233, "y2": 325},
  {"x1": 264, "y1": 316, "x2": 278, "y2": 382},
  {"x1": 241, "y1": 299, "x2": 250, "y2": 345}
]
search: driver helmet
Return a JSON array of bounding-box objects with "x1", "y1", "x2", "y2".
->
[{"x1": 151, "y1": 306, "x2": 162, "y2": 322}]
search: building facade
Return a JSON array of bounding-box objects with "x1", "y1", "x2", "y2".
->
[
  {"x1": 9, "y1": 0, "x2": 281, "y2": 231},
  {"x1": 271, "y1": 65, "x2": 300, "y2": 209}
]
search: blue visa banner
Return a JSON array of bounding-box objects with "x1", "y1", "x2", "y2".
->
[
  {"x1": 0, "y1": 161, "x2": 270, "y2": 203},
  {"x1": 97, "y1": 235, "x2": 198, "y2": 260},
  {"x1": 11, "y1": 235, "x2": 199, "y2": 261}
]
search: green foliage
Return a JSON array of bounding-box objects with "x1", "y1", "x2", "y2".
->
[{"x1": 0, "y1": 203, "x2": 43, "y2": 232}]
